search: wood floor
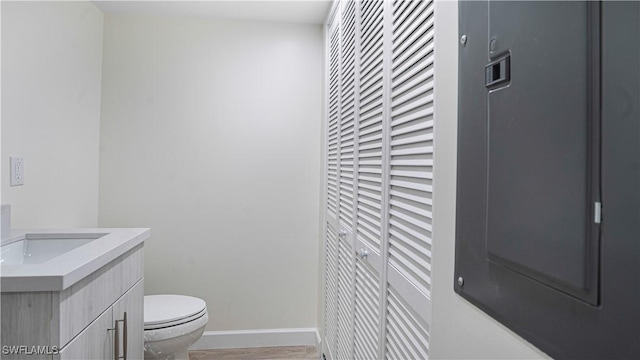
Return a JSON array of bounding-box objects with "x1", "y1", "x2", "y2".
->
[{"x1": 189, "y1": 346, "x2": 318, "y2": 360}]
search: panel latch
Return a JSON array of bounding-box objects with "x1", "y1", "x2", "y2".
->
[{"x1": 485, "y1": 55, "x2": 511, "y2": 88}]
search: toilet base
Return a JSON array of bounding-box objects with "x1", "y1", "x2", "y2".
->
[{"x1": 143, "y1": 313, "x2": 208, "y2": 360}]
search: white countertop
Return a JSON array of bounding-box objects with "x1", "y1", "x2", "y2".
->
[{"x1": 1, "y1": 228, "x2": 150, "y2": 292}]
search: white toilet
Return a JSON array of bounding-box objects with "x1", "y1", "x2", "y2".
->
[{"x1": 143, "y1": 295, "x2": 208, "y2": 360}]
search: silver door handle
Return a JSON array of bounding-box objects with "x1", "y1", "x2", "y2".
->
[
  {"x1": 358, "y1": 248, "x2": 369, "y2": 259},
  {"x1": 110, "y1": 312, "x2": 128, "y2": 360},
  {"x1": 123, "y1": 312, "x2": 128, "y2": 360}
]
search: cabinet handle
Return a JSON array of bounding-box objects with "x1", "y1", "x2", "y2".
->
[
  {"x1": 111, "y1": 315, "x2": 127, "y2": 360},
  {"x1": 123, "y1": 312, "x2": 128, "y2": 360}
]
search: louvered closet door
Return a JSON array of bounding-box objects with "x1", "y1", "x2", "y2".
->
[
  {"x1": 325, "y1": 0, "x2": 436, "y2": 359},
  {"x1": 353, "y1": 0, "x2": 385, "y2": 358},
  {"x1": 336, "y1": 1, "x2": 357, "y2": 359},
  {"x1": 384, "y1": 0, "x2": 434, "y2": 359},
  {"x1": 324, "y1": 9, "x2": 341, "y2": 360}
]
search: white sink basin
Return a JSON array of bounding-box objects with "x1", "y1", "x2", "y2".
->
[
  {"x1": 1, "y1": 228, "x2": 150, "y2": 292},
  {"x1": 1, "y1": 235, "x2": 103, "y2": 265}
]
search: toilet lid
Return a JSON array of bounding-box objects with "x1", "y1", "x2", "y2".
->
[{"x1": 144, "y1": 295, "x2": 207, "y2": 329}]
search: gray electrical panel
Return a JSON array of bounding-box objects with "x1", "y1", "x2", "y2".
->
[{"x1": 455, "y1": 1, "x2": 639, "y2": 358}]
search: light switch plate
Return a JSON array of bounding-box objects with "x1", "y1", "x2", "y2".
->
[{"x1": 10, "y1": 157, "x2": 24, "y2": 186}]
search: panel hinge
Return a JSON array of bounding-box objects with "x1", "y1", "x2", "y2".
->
[{"x1": 594, "y1": 202, "x2": 602, "y2": 224}]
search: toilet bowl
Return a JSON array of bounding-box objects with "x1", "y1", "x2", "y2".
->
[{"x1": 144, "y1": 295, "x2": 208, "y2": 360}]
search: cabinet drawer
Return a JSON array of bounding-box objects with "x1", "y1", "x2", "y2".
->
[{"x1": 55, "y1": 244, "x2": 143, "y2": 347}]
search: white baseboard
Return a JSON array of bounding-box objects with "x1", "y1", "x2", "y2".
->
[{"x1": 190, "y1": 328, "x2": 319, "y2": 350}]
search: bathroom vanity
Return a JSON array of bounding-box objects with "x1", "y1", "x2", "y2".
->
[{"x1": 1, "y1": 228, "x2": 150, "y2": 360}]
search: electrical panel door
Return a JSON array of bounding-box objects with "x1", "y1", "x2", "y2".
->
[{"x1": 485, "y1": 1, "x2": 599, "y2": 304}]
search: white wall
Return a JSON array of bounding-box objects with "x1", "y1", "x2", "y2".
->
[
  {"x1": 430, "y1": 1, "x2": 548, "y2": 358},
  {"x1": 1, "y1": 1, "x2": 103, "y2": 229},
  {"x1": 98, "y1": 15, "x2": 323, "y2": 331}
]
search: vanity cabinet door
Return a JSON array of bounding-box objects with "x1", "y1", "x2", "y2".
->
[
  {"x1": 112, "y1": 279, "x2": 144, "y2": 360},
  {"x1": 57, "y1": 307, "x2": 113, "y2": 360},
  {"x1": 57, "y1": 279, "x2": 144, "y2": 360}
]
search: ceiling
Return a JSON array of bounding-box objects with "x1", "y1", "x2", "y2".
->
[{"x1": 93, "y1": 1, "x2": 333, "y2": 25}]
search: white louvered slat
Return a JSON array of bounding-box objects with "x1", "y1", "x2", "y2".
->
[
  {"x1": 385, "y1": 287, "x2": 430, "y2": 360},
  {"x1": 354, "y1": 259, "x2": 380, "y2": 360},
  {"x1": 357, "y1": 0, "x2": 385, "y2": 256}
]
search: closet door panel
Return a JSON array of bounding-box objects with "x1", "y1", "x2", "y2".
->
[
  {"x1": 356, "y1": 0, "x2": 386, "y2": 274},
  {"x1": 324, "y1": 9, "x2": 341, "y2": 359},
  {"x1": 352, "y1": 2, "x2": 385, "y2": 359},
  {"x1": 336, "y1": 1, "x2": 356, "y2": 358},
  {"x1": 385, "y1": 0, "x2": 434, "y2": 357}
]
